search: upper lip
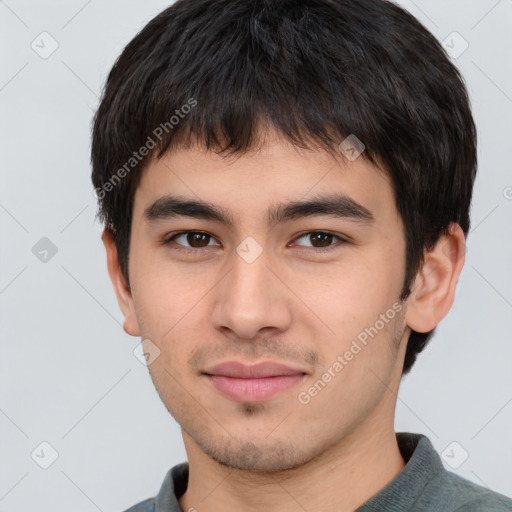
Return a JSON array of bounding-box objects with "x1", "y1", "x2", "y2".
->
[{"x1": 203, "y1": 361, "x2": 308, "y2": 378}]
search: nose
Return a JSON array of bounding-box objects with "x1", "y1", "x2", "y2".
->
[{"x1": 211, "y1": 243, "x2": 293, "y2": 341}]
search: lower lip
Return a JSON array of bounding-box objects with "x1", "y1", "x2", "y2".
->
[{"x1": 205, "y1": 374, "x2": 306, "y2": 402}]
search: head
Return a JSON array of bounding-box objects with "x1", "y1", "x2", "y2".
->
[{"x1": 92, "y1": 0, "x2": 476, "y2": 472}]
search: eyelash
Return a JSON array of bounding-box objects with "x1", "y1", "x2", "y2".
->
[{"x1": 163, "y1": 230, "x2": 348, "y2": 254}]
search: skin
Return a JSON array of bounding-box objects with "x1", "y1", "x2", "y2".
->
[{"x1": 103, "y1": 127, "x2": 466, "y2": 512}]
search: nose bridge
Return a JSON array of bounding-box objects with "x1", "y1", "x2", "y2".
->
[
  {"x1": 226, "y1": 240, "x2": 272, "y2": 312},
  {"x1": 211, "y1": 238, "x2": 292, "y2": 338}
]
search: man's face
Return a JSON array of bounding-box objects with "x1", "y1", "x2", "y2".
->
[{"x1": 124, "y1": 130, "x2": 410, "y2": 472}]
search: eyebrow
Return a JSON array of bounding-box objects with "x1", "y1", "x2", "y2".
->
[{"x1": 144, "y1": 193, "x2": 375, "y2": 227}]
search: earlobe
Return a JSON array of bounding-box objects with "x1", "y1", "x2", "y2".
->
[
  {"x1": 405, "y1": 223, "x2": 466, "y2": 333},
  {"x1": 101, "y1": 230, "x2": 141, "y2": 337}
]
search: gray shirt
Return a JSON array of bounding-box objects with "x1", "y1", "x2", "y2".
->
[{"x1": 123, "y1": 432, "x2": 512, "y2": 511}]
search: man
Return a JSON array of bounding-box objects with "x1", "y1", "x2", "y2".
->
[{"x1": 91, "y1": 0, "x2": 512, "y2": 510}]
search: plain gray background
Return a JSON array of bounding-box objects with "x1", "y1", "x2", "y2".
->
[{"x1": 1, "y1": 0, "x2": 511, "y2": 510}]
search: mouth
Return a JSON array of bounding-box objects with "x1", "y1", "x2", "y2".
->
[{"x1": 202, "y1": 360, "x2": 308, "y2": 402}]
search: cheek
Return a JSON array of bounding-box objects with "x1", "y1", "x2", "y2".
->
[
  {"x1": 299, "y1": 261, "x2": 393, "y2": 331},
  {"x1": 129, "y1": 246, "x2": 210, "y2": 332},
  {"x1": 129, "y1": 265, "x2": 224, "y2": 383},
  {"x1": 294, "y1": 312, "x2": 403, "y2": 431},
  {"x1": 298, "y1": 262, "x2": 403, "y2": 381}
]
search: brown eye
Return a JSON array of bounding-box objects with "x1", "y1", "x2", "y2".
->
[
  {"x1": 294, "y1": 231, "x2": 346, "y2": 250},
  {"x1": 185, "y1": 232, "x2": 210, "y2": 247},
  {"x1": 310, "y1": 232, "x2": 334, "y2": 248},
  {"x1": 166, "y1": 231, "x2": 220, "y2": 250}
]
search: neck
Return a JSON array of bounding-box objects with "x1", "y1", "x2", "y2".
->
[{"x1": 178, "y1": 419, "x2": 405, "y2": 512}]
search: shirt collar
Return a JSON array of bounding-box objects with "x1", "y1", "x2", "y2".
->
[{"x1": 355, "y1": 432, "x2": 445, "y2": 511}]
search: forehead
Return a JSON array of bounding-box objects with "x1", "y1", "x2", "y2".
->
[{"x1": 133, "y1": 132, "x2": 397, "y2": 229}]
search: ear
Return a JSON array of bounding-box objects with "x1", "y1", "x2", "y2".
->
[
  {"x1": 405, "y1": 223, "x2": 466, "y2": 333},
  {"x1": 101, "y1": 230, "x2": 141, "y2": 337}
]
